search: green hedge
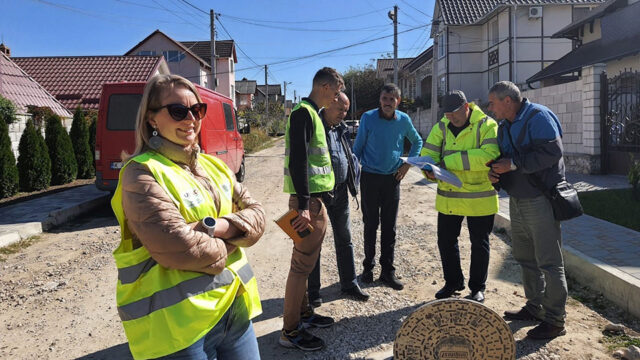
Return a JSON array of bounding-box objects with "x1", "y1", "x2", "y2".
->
[
  {"x1": 17, "y1": 119, "x2": 51, "y2": 191},
  {"x1": 45, "y1": 113, "x2": 77, "y2": 185},
  {"x1": 0, "y1": 95, "x2": 17, "y2": 125},
  {"x1": 0, "y1": 118, "x2": 18, "y2": 198},
  {"x1": 70, "y1": 107, "x2": 94, "y2": 178}
]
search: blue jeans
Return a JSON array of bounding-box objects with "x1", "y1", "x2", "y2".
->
[
  {"x1": 308, "y1": 182, "x2": 359, "y2": 298},
  {"x1": 156, "y1": 297, "x2": 260, "y2": 360}
]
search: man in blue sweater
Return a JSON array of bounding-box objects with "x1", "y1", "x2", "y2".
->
[
  {"x1": 488, "y1": 81, "x2": 568, "y2": 340},
  {"x1": 353, "y1": 83, "x2": 423, "y2": 290}
]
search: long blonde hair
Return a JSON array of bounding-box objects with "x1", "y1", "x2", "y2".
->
[{"x1": 122, "y1": 74, "x2": 203, "y2": 161}]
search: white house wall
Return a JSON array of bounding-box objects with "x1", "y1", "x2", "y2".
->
[
  {"x1": 131, "y1": 34, "x2": 203, "y2": 85},
  {"x1": 607, "y1": 55, "x2": 640, "y2": 75},
  {"x1": 582, "y1": 19, "x2": 602, "y2": 44},
  {"x1": 215, "y1": 57, "x2": 235, "y2": 105}
]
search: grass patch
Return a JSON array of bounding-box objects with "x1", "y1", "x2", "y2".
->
[
  {"x1": 579, "y1": 189, "x2": 640, "y2": 232},
  {"x1": 241, "y1": 127, "x2": 276, "y2": 154},
  {"x1": 601, "y1": 334, "x2": 640, "y2": 352},
  {"x1": 0, "y1": 235, "x2": 41, "y2": 262}
]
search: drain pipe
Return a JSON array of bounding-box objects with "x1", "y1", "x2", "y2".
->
[{"x1": 513, "y1": 4, "x2": 518, "y2": 84}]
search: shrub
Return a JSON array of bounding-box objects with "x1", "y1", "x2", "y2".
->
[
  {"x1": 629, "y1": 156, "x2": 640, "y2": 201},
  {"x1": 88, "y1": 110, "x2": 97, "y2": 163},
  {"x1": 70, "y1": 107, "x2": 94, "y2": 178},
  {"x1": 17, "y1": 119, "x2": 51, "y2": 191},
  {"x1": 0, "y1": 95, "x2": 17, "y2": 125},
  {"x1": 26, "y1": 105, "x2": 54, "y2": 129},
  {"x1": 45, "y1": 114, "x2": 77, "y2": 185},
  {"x1": 0, "y1": 118, "x2": 18, "y2": 198}
]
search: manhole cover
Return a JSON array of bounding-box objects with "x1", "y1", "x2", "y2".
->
[{"x1": 394, "y1": 298, "x2": 516, "y2": 360}]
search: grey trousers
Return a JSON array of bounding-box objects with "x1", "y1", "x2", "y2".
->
[{"x1": 510, "y1": 195, "x2": 568, "y2": 327}]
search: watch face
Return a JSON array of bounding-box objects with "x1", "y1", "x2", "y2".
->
[{"x1": 204, "y1": 217, "x2": 216, "y2": 227}]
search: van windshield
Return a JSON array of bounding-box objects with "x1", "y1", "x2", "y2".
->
[{"x1": 107, "y1": 94, "x2": 142, "y2": 130}]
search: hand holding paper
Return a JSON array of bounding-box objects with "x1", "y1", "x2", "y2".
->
[{"x1": 401, "y1": 156, "x2": 463, "y2": 188}]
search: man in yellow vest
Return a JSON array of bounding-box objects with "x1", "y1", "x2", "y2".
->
[
  {"x1": 421, "y1": 90, "x2": 500, "y2": 303},
  {"x1": 281, "y1": 67, "x2": 344, "y2": 351}
]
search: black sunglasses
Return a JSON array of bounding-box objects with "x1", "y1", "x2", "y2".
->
[{"x1": 152, "y1": 103, "x2": 207, "y2": 121}]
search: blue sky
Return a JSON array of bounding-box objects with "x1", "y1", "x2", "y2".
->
[{"x1": 1, "y1": 0, "x2": 435, "y2": 98}]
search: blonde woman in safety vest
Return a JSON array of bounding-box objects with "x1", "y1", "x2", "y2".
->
[{"x1": 111, "y1": 74, "x2": 264, "y2": 359}]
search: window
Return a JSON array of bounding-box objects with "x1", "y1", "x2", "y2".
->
[
  {"x1": 107, "y1": 94, "x2": 142, "y2": 130},
  {"x1": 223, "y1": 103, "x2": 235, "y2": 130},
  {"x1": 573, "y1": 5, "x2": 597, "y2": 21},
  {"x1": 162, "y1": 50, "x2": 185, "y2": 63},
  {"x1": 489, "y1": 68, "x2": 500, "y2": 88},
  {"x1": 438, "y1": 32, "x2": 446, "y2": 58},
  {"x1": 137, "y1": 50, "x2": 156, "y2": 56},
  {"x1": 489, "y1": 19, "x2": 499, "y2": 47},
  {"x1": 438, "y1": 75, "x2": 446, "y2": 96}
]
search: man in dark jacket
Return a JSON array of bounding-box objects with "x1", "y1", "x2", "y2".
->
[
  {"x1": 308, "y1": 92, "x2": 370, "y2": 307},
  {"x1": 487, "y1": 81, "x2": 568, "y2": 340}
]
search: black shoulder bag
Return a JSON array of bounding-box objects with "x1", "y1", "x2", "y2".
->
[{"x1": 506, "y1": 110, "x2": 583, "y2": 221}]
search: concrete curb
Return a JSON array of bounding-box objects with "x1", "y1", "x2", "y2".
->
[
  {"x1": 493, "y1": 212, "x2": 640, "y2": 319},
  {"x1": 0, "y1": 192, "x2": 110, "y2": 249}
]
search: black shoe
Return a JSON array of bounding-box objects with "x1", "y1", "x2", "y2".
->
[
  {"x1": 300, "y1": 309, "x2": 335, "y2": 328},
  {"x1": 309, "y1": 296, "x2": 322, "y2": 308},
  {"x1": 527, "y1": 321, "x2": 566, "y2": 339},
  {"x1": 503, "y1": 307, "x2": 542, "y2": 321},
  {"x1": 464, "y1": 291, "x2": 484, "y2": 303},
  {"x1": 435, "y1": 284, "x2": 465, "y2": 299},
  {"x1": 279, "y1": 326, "x2": 325, "y2": 351},
  {"x1": 360, "y1": 271, "x2": 373, "y2": 283},
  {"x1": 379, "y1": 272, "x2": 404, "y2": 290},
  {"x1": 342, "y1": 285, "x2": 370, "y2": 301}
]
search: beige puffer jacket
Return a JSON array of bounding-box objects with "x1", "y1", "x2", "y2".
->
[{"x1": 120, "y1": 139, "x2": 265, "y2": 276}]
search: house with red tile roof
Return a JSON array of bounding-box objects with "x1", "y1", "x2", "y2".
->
[
  {"x1": 12, "y1": 55, "x2": 169, "y2": 112},
  {"x1": 0, "y1": 50, "x2": 73, "y2": 158},
  {"x1": 124, "y1": 30, "x2": 237, "y2": 107}
]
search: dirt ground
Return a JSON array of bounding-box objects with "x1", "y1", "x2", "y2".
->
[{"x1": 0, "y1": 139, "x2": 638, "y2": 359}]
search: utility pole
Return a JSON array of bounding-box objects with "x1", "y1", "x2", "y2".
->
[
  {"x1": 388, "y1": 5, "x2": 399, "y2": 84},
  {"x1": 210, "y1": 10, "x2": 216, "y2": 91},
  {"x1": 431, "y1": 22, "x2": 440, "y2": 128},
  {"x1": 293, "y1": 90, "x2": 297, "y2": 104},
  {"x1": 264, "y1": 65, "x2": 269, "y2": 122}
]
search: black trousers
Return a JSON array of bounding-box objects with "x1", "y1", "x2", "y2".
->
[
  {"x1": 437, "y1": 212, "x2": 494, "y2": 292},
  {"x1": 361, "y1": 171, "x2": 400, "y2": 275}
]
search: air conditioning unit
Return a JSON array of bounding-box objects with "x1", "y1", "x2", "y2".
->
[{"x1": 529, "y1": 6, "x2": 543, "y2": 19}]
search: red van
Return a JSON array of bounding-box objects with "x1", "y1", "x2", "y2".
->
[{"x1": 95, "y1": 82, "x2": 246, "y2": 192}]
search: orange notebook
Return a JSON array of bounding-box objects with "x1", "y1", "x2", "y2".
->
[{"x1": 275, "y1": 209, "x2": 314, "y2": 243}]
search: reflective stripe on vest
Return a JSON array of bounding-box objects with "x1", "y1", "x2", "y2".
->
[
  {"x1": 437, "y1": 188, "x2": 497, "y2": 199},
  {"x1": 283, "y1": 100, "x2": 335, "y2": 194},
  {"x1": 111, "y1": 151, "x2": 262, "y2": 359}
]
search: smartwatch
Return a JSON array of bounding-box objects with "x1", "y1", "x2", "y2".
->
[{"x1": 202, "y1": 216, "x2": 216, "y2": 237}]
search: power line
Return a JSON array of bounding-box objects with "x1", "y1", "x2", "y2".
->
[
  {"x1": 218, "y1": 7, "x2": 389, "y2": 24},
  {"x1": 220, "y1": 16, "x2": 391, "y2": 33},
  {"x1": 400, "y1": 0, "x2": 433, "y2": 18}
]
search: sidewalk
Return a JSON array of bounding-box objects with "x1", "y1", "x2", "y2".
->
[
  {"x1": 0, "y1": 185, "x2": 110, "y2": 248},
  {"x1": 493, "y1": 174, "x2": 640, "y2": 319}
]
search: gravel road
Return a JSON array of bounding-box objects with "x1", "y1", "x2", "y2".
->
[{"x1": 0, "y1": 138, "x2": 637, "y2": 359}]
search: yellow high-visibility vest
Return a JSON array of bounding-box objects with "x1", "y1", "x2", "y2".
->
[
  {"x1": 284, "y1": 100, "x2": 335, "y2": 194},
  {"x1": 111, "y1": 151, "x2": 261, "y2": 359},
  {"x1": 421, "y1": 103, "x2": 500, "y2": 216}
]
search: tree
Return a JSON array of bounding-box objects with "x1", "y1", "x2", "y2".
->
[
  {"x1": 17, "y1": 119, "x2": 51, "y2": 191},
  {"x1": 343, "y1": 65, "x2": 385, "y2": 120},
  {"x1": 238, "y1": 101, "x2": 285, "y2": 135},
  {"x1": 0, "y1": 95, "x2": 19, "y2": 198},
  {"x1": 45, "y1": 113, "x2": 77, "y2": 185},
  {"x1": 70, "y1": 107, "x2": 94, "y2": 178}
]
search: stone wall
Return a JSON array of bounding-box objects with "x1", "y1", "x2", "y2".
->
[
  {"x1": 407, "y1": 107, "x2": 434, "y2": 139},
  {"x1": 7, "y1": 112, "x2": 73, "y2": 161},
  {"x1": 521, "y1": 64, "x2": 606, "y2": 174}
]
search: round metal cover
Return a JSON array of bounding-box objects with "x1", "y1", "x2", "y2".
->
[{"x1": 394, "y1": 298, "x2": 516, "y2": 360}]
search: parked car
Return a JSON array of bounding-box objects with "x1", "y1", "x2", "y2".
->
[
  {"x1": 95, "y1": 82, "x2": 246, "y2": 192},
  {"x1": 344, "y1": 119, "x2": 359, "y2": 139}
]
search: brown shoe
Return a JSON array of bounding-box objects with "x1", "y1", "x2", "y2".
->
[
  {"x1": 527, "y1": 321, "x2": 566, "y2": 339},
  {"x1": 503, "y1": 307, "x2": 541, "y2": 321}
]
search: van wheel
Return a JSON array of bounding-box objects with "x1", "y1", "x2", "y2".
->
[{"x1": 236, "y1": 158, "x2": 246, "y2": 182}]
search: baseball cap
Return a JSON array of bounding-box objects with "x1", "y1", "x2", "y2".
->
[{"x1": 442, "y1": 90, "x2": 467, "y2": 113}]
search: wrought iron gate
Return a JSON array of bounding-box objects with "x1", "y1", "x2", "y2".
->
[{"x1": 600, "y1": 70, "x2": 640, "y2": 174}]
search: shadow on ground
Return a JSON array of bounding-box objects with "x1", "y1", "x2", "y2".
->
[{"x1": 76, "y1": 343, "x2": 132, "y2": 359}]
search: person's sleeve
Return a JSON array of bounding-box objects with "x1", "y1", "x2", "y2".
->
[
  {"x1": 352, "y1": 113, "x2": 367, "y2": 160},
  {"x1": 421, "y1": 121, "x2": 444, "y2": 164},
  {"x1": 512, "y1": 112, "x2": 563, "y2": 174},
  {"x1": 406, "y1": 115, "x2": 423, "y2": 157},
  {"x1": 443, "y1": 118, "x2": 500, "y2": 171},
  {"x1": 220, "y1": 181, "x2": 265, "y2": 248},
  {"x1": 288, "y1": 108, "x2": 313, "y2": 210},
  {"x1": 121, "y1": 164, "x2": 228, "y2": 275}
]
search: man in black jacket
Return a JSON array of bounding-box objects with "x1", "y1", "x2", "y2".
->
[{"x1": 308, "y1": 92, "x2": 370, "y2": 307}]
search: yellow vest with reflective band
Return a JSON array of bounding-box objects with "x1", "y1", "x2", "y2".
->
[
  {"x1": 283, "y1": 100, "x2": 335, "y2": 194},
  {"x1": 111, "y1": 151, "x2": 261, "y2": 360},
  {"x1": 421, "y1": 103, "x2": 500, "y2": 216}
]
